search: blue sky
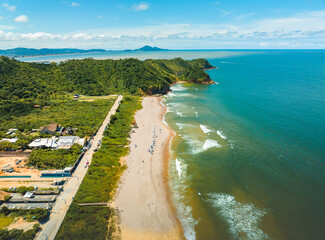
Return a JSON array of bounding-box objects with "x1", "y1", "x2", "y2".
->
[{"x1": 1, "y1": 0, "x2": 325, "y2": 49}]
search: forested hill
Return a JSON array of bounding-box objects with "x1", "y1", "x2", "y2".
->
[{"x1": 0, "y1": 56, "x2": 214, "y2": 118}]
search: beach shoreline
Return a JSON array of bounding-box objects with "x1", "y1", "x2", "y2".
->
[{"x1": 112, "y1": 96, "x2": 184, "y2": 239}]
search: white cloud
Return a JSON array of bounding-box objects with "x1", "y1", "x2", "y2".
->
[
  {"x1": 0, "y1": 25, "x2": 14, "y2": 30},
  {"x1": 2, "y1": 9, "x2": 325, "y2": 49},
  {"x1": 14, "y1": 15, "x2": 29, "y2": 23},
  {"x1": 0, "y1": 16, "x2": 4, "y2": 20},
  {"x1": 1, "y1": 3, "x2": 16, "y2": 12},
  {"x1": 71, "y1": 2, "x2": 80, "y2": 7},
  {"x1": 132, "y1": 2, "x2": 149, "y2": 11}
]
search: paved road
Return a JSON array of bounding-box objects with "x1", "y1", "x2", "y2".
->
[{"x1": 36, "y1": 95, "x2": 123, "y2": 240}]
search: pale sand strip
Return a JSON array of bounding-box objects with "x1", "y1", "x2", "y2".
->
[{"x1": 113, "y1": 97, "x2": 183, "y2": 240}]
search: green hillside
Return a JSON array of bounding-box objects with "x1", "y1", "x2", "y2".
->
[{"x1": 0, "y1": 56, "x2": 214, "y2": 120}]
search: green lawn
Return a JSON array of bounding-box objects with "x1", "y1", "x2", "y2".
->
[
  {"x1": 0, "y1": 214, "x2": 14, "y2": 229},
  {"x1": 0, "y1": 98, "x2": 116, "y2": 138}
]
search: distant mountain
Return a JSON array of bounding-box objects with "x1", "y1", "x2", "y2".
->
[
  {"x1": 0, "y1": 45, "x2": 168, "y2": 57},
  {"x1": 0, "y1": 48, "x2": 107, "y2": 58},
  {"x1": 135, "y1": 45, "x2": 168, "y2": 51}
]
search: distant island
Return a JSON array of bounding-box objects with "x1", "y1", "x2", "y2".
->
[
  {"x1": 0, "y1": 45, "x2": 168, "y2": 58},
  {"x1": 135, "y1": 45, "x2": 168, "y2": 51}
]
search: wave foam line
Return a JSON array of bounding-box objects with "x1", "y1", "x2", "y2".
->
[
  {"x1": 206, "y1": 193, "x2": 269, "y2": 240},
  {"x1": 171, "y1": 158, "x2": 197, "y2": 240},
  {"x1": 200, "y1": 124, "x2": 213, "y2": 134},
  {"x1": 202, "y1": 139, "x2": 221, "y2": 150},
  {"x1": 216, "y1": 130, "x2": 227, "y2": 140}
]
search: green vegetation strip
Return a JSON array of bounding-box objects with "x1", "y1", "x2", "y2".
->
[
  {"x1": 27, "y1": 144, "x2": 82, "y2": 170},
  {"x1": 55, "y1": 96, "x2": 142, "y2": 240}
]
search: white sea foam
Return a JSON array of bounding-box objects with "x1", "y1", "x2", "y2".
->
[
  {"x1": 176, "y1": 111, "x2": 186, "y2": 117},
  {"x1": 174, "y1": 93, "x2": 194, "y2": 98},
  {"x1": 200, "y1": 124, "x2": 213, "y2": 134},
  {"x1": 175, "y1": 158, "x2": 186, "y2": 178},
  {"x1": 217, "y1": 130, "x2": 227, "y2": 140},
  {"x1": 166, "y1": 92, "x2": 176, "y2": 98},
  {"x1": 176, "y1": 123, "x2": 187, "y2": 130},
  {"x1": 203, "y1": 139, "x2": 221, "y2": 150},
  {"x1": 171, "y1": 158, "x2": 197, "y2": 240},
  {"x1": 162, "y1": 114, "x2": 169, "y2": 127},
  {"x1": 182, "y1": 135, "x2": 203, "y2": 154},
  {"x1": 171, "y1": 85, "x2": 187, "y2": 91},
  {"x1": 206, "y1": 193, "x2": 269, "y2": 240},
  {"x1": 196, "y1": 112, "x2": 199, "y2": 118}
]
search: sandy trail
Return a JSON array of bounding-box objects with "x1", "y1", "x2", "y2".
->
[{"x1": 113, "y1": 97, "x2": 183, "y2": 240}]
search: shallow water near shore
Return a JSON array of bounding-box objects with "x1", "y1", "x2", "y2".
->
[{"x1": 164, "y1": 51, "x2": 325, "y2": 240}]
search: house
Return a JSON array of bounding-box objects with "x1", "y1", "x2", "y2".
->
[
  {"x1": 0, "y1": 138, "x2": 18, "y2": 143},
  {"x1": 40, "y1": 122, "x2": 59, "y2": 135},
  {"x1": 28, "y1": 138, "x2": 58, "y2": 149},
  {"x1": 6, "y1": 129, "x2": 18, "y2": 136},
  {"x1": 57, "y1": 136, "x2": 85, "y2": 149}
]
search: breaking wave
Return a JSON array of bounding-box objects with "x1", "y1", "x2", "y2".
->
[
  {"x1": 172, "y1": 158, "x2": 197, "y2": 240},
  {"x1": 200, "y1": 124, "x2": 213, "y2": 134},
  {"x1": 171, "y1": 85, "x2": 187, "y2": 91},
  {"x1": 206, "y1": 193, "x2": 269, "y2": 240},
  {"x1": 203, "y1": 139, "x2": 221, "y2": 150},
  {"x1": 216, "y1": 130, "x2": 227, "y2": 140}
]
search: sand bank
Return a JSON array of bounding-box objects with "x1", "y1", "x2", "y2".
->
[{"x1": 113, "y1": 97, "x2": 183, "y2": 240}]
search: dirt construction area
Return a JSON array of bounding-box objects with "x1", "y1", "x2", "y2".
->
[{"x1": 0, "y1": 156, "x2": 64, "y2": 189}]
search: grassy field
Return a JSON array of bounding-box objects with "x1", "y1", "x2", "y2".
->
[
  {"x1": 0, "y1": 214, "x2": 14, "y2": 229},
  {"x1": 55, "y1": 96, "x2": 142, "y2": 240},
  {"x1": 0, "y1": 98, "x2": 116, "y2": 138}
]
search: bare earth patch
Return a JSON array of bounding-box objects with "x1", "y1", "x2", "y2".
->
[{"x1": 7, "y1": 217, "x2": 37, "y2": 231}]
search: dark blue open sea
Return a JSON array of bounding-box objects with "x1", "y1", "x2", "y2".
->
[{"x1": 21, "y1": 50, "x2": 325, "y2": 239}]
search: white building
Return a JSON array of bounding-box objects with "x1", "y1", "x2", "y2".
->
[
  {"x1": 28, "y1": 138, "x2": 58, "y2": 149},
  {"x1": 0, "y1": 138, "x2": 19, "y2": 143},
  {"x1": 57, "y1": 136, "x2": 85, "y2": 149}
]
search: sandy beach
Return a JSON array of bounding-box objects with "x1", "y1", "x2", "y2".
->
[{"x1": 113, "y1": 97, "x2": 183, "y2": 240}]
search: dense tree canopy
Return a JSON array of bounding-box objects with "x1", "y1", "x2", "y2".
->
[
  {"x1": 0, "y1": 56, "x2": 213, "y2": 121},
  {"x1": 0, "y1": 56, "x2": 212, "y2": 99}
]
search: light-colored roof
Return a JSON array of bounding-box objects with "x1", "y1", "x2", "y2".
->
[
  {"x1": 57, "y1": 136, "x2": 83, "y2": 149},
  {"x1": 0, "y1": 138, "x2": 18, "y2": 143},
  {"x1": 28, "y1": 138, "x2": 58, "y2": 148},
  {"x1": 23, "y1": 191, "x2": 34, "y2": 198}
]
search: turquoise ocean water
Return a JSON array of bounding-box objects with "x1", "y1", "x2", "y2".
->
[
  {"x1": 164, "y1": 51, "x2": 325, "y2": 240},
  {"x1": 21, "y1": 50, "x2": 325, "y2": 239}
]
